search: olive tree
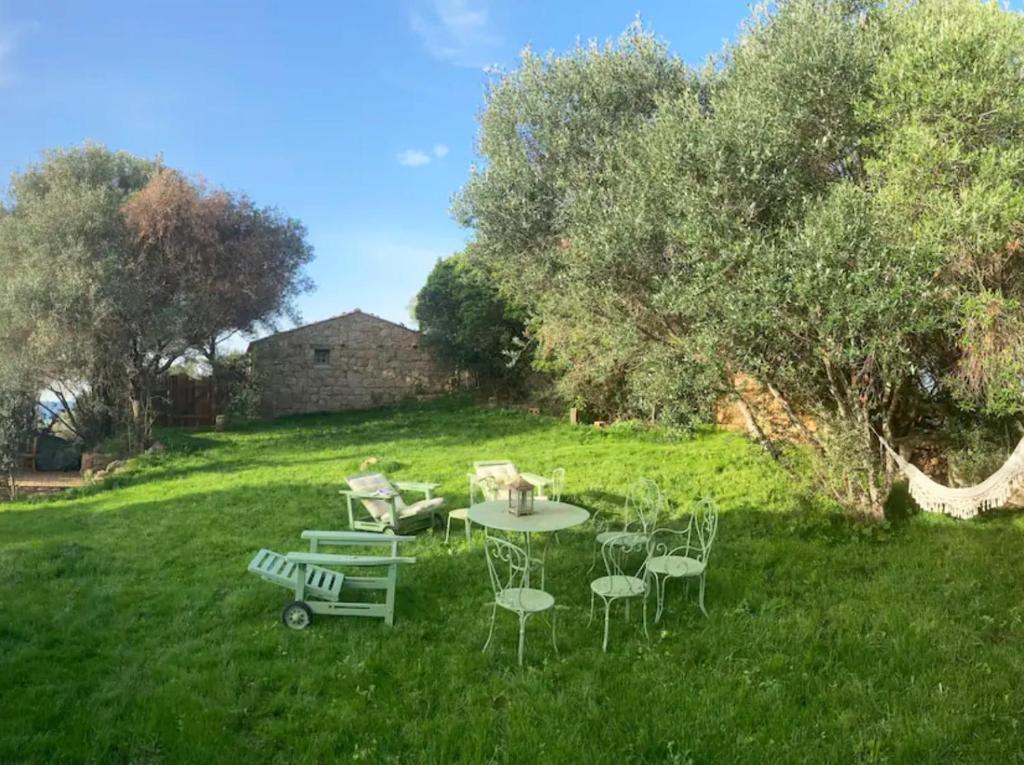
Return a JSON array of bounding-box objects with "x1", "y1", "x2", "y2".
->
[
  {"x1": 0, "y1": 358, "x2": 38, "y2": 500},
  {"x1": 454, "y1": 0, "x2": 1024, "y2": 515},
  {"x1": 0, "y1": 145, "x2": 314, "y2": 451}
]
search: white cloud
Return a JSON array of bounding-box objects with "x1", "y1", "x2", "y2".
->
[
  {"x1": 0, "y1": 29, "x2": 18, "y2": 86},
  {"x1": 410, "y1": 0, "x2": 504, "y2": 68},
  {"x1": 0, "y1": 17, "x2": 37, "y2": 86},
  {"x1": 397, "y1": 145, "x2": 449, "y2": 167},
  {"x1": 397, "y1": 148, "x2": 432, "y2": 167}
]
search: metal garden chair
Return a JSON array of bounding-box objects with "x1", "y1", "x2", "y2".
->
[
  {"x1": 588, "y1": 531, "x2": 650, "y2": 652},
  {"x1": 482, "y1": 535, "x2": 557, "y2": 666},
  {"x1": 444, "y1": 506, "x2": 472, "y2": 544},
  {"x1": 589, "y1": 478, "x2": 665, "y2": 572},
  {"x1": 646, "y1": 497, "x2": 719, "y2": 620},
  {"x1": 538, "y1": 467, "x2": 566, "y2": 502}
]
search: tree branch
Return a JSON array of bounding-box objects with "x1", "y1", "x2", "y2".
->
[{"x1": 766, "y1": 380, "x2": 822, "y2": 449}]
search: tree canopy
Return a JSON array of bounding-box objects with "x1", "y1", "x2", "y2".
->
[
  {"x1": 0, "y1": 145, "x2": 314, "y2": 450},
  {"x1": 122, "y1": 169, "x2": 314, "y2": 361},
  {"x1": 454, "y1": 0, "x2": 1024, "y2": 513},
  {"x1": 414, "y1": 248, "x2": 529, "y2": 390}
]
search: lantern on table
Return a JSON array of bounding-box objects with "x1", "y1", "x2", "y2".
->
[{"x1": 507, "y1": 476, "x2": 535, "y2": 516}]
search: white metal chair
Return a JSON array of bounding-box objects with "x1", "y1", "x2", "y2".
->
[
  {"x1": 482, "y1": 535, "x2": 557, "y2": 666},
  {"x1": 589, "y1": 478, "x2": 665, "y2": 572},
  {"x1": 444, "y1": 507, "x2": 472, "y2": 544},
  {"x1": 646, "y1": 498, "x2": 720, "y2": 620},
  {"x1": 588, "y1": 532, "x2": 650, "y2": 652},
  {"x1": 537, "y1": 467, "x2": 566, "y2": 502}
]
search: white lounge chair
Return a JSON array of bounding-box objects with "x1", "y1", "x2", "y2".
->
[{"x1": 248, "y1": 530, "x2": 416, "y2": 628}]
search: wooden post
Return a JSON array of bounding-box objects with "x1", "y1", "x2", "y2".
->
[
  {"x1": 569, "y1": 407, "x2": 579, "y2": 425},
  {"x1": 384, "y1": 563, "x2": 397, "y2": 626},
  {"x1": 294, "y1": 563, "x2": 307, "y2": 601}
]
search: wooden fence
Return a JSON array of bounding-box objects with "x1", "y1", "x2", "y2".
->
[{"x1": 154, "y1": 376, "x2": 215, "y2": 428}]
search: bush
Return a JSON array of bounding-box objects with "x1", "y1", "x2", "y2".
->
[
  {"x1": 0, "y1": 382, "x2": 37, "y2": 499},
  {"x1": 946, "y1": 420, "x2": 1019, "y2": 487},
  {"x1": 414, "y1": 250, "x2": 530, "y2": 394},
  {"x1": 215, "y1": 352, "x2": 261, "y2": 420}
]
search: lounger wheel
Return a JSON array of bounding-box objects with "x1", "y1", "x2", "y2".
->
[{"x1": 281, "y1": 601, "x2": 313, "y2": 630}]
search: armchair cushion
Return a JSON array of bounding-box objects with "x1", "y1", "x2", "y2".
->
[
  {"x1": 346, "y1": 473, "x2": 445, "y2": 522},
  {"x1": 474, "y1": 462, "x2": 518, "y2": 501},
  {"x1": 475, "y1": 462, "x2": 518, "y2": 482},
  {"x1": 347, "y1": 473, "x2": 403, "y2": 520},
  {"x1": 399, "y1": 497, "x2": 444, "y2": 519}
]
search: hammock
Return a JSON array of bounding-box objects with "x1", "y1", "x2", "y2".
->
[{"x1": 878, "y1": 434, "x2": 1024, "y2": 519}]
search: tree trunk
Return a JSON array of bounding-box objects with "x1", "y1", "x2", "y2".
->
[
  {"x1": 733, "y1": 387, "x2": 776, "y2": 457},
  {"x1": 858, "y1": 409, "x2": 886, "y2": 520},
  {"x1": 207, "y1": 338, "x2": 218, "y2": 420},
  {"x1": 766, "y1": 381, "x2": 821, "y2": 448},
  {"x1": 126, "y1": 372, "x2": 153, "y2": 455}
]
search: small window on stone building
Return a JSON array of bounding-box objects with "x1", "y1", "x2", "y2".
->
[{"x1": 313, "y1": 348, "x2": 330, "y2": 366}]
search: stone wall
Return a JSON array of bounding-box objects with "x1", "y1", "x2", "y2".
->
[
  {"x1": 714, "y1": 373, "x2": 819, "y2": 442},
  {"x1": 248, "y1": 310, "x2": 451, "y2": 418}
]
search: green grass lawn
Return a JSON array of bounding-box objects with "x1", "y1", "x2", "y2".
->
[{"x1": 3, "y1": 397, "x2": 1024, "y2": 764}]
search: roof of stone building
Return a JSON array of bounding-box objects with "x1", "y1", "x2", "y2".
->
[{"x1": 247, "y1": 309, "x2": 419, "y2": 349}]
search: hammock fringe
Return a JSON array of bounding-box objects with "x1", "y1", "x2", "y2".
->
[{"x1": 877, "y1": 432, "x2": 1024, "y2": 520}]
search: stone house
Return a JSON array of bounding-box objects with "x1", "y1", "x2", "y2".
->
[{"x1": 247, "y1": 310, "x2": 451, "y2": 418}]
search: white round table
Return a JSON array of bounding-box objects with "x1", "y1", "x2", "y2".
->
[{"x1": 469, "y1": 500, "x2": 590, "y2": 586}]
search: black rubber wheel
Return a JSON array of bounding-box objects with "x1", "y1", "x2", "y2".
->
[{"x1": 281, "y1": 600, "x2": 313, "y2": 630}]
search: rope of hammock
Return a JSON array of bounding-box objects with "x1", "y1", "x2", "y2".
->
[{"x1": 876, "y1": 431, "x2": 1024, "y2": 519}]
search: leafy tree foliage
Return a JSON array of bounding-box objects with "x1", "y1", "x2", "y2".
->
[
  {"x1": 0, "y1": 359, "x2": 38, "y2": 500},
  {"x1": 122, "y1": 169, "x2": 313, "y2": 363},
  {"x1": 0, "y1": 145, "x2": 313, "y2": 451},
  {"x1": 414, "y1": 249, "x2": 528, "y2": 390},
  {"x1": 455, "y1": 0, "x2": 1024, "y2": 514}
]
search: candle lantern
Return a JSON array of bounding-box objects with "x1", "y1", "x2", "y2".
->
[{"x1": 507, "y1": 476, "x2": 535, "y2": 516}]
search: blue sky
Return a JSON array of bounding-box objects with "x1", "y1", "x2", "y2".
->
[{"x1": 0, "y1": 1, "x2": 753, "y2": 338}]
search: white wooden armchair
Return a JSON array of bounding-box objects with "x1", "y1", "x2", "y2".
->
[
  {"x1": 468, "y1": 460, "x2": 556, "y2": 503},
  {"x1": 342, "y1": 473, "x2": 443, "y2": 534}
]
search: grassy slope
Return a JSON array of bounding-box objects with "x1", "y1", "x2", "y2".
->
[{"x1": 2, "y1": 398, "x2": 1023, "y2": 764}]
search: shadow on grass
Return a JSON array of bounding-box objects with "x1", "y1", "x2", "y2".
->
[
  {"x1": 884, "y1": 479, "x2": 1024, "y2": 525},
  {"x1": 884, "y1": 480, "x2": 918, "y2": 524},
  {"x1": 112, "y1": 453, "x2": 356, "y2": 492},
  {"x1": 151, "y1": 431, "x2": 224, "y2": 455},
  {"x1": 4, "y1": 483, "x2": 1024, "y2": 635},
  {"x1": 222, "y1": 396, "x2": 562, "y2": 449},
  {"x1": 572, "y1": 489, "x2": 627, "y2": 515},
  {"x1": 102, "y1": 397, "x2": 568, "y2": 498}
]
